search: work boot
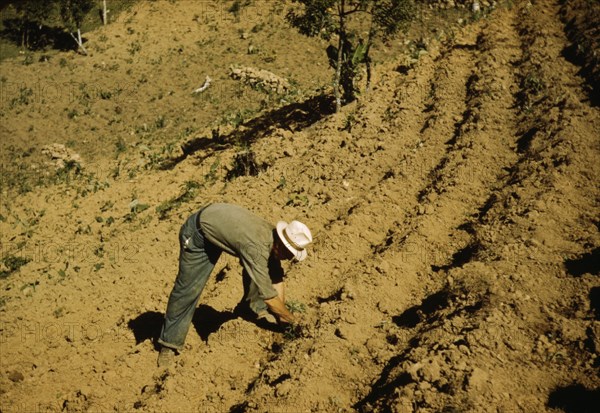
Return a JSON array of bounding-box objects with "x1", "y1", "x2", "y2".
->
[{"x1": 157, "y1": 346, "x2": 176, "y2": 368}]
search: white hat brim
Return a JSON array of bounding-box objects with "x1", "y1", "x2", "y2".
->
[{"x1": 276, "y1": 221, "x2": 307, "y2": 262}]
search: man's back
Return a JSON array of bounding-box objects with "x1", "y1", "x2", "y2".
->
[{"x1": 200, "y1": 203, "x2": 274, "y2": 259}]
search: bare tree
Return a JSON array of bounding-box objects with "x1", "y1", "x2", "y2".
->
[
  {"x1": 59, "y1": 0, "x2": 95, "y2": 55},
  {"x1": 288, "y1": 0, "x2": 415, "y2": 112},
  {"x1": 102, "y1": 0, "x2": 108, "y2": 25}
]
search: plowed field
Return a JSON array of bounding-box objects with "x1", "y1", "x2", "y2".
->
[{"x1": 1, "y1": 0, "x2": 598, "y2": 412}]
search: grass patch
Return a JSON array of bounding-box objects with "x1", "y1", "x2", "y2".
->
[{"x1": 0, "y1": 255, "x2": 31, "y2": 279}]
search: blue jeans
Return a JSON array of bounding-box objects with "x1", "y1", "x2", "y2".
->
[{"x1": 158, "y1": 211, "x2": 221, "y2": 350}]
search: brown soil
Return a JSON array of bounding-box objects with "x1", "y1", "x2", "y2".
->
[{"x1": 1, "y1": 1, "x2": 598, "y2": 412}]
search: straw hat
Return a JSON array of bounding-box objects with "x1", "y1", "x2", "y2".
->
[{"x1": 276, "y1": 220, "x2": 312, "y2": 261}]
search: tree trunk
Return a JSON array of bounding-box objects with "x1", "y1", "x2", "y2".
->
[
  {"x1": 334, "y1": 0, "x2": 346, "y2": 112},
  {"x1": 334, "y1": 35, "x2": 343, "y2": 112},
  {"x1": 365, "y1": 22, "x2": 375, "y2": 93},
  {"x1": 103, "y1": 0, "x2": 108, "y2": 25},
  {"x1": 69, "y1": 29, "x2": 88, "y2": 55}
]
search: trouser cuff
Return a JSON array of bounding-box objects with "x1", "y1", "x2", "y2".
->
[{"x1": 157, "y1": 338, "x2": 183, "y2": 351}]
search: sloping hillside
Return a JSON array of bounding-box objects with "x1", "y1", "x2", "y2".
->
[{"x1": 1, "y1": 0, "x2": 598, "y2": 412}]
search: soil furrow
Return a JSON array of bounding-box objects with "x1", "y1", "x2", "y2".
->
[
  {"x1": 354, "y1": 1, "x2": 600, "y2": 411},
  {"x1": 234, "y1": 13, "x2": 529, "y2": 411}
]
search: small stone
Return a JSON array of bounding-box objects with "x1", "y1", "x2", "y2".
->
[
  {"x1": 276, "y1": 382, "x2": 292, "y2": 397},
  {"x1": 407, "y1": 362, "x2": 423, "y2": 381},
  {"x1": 468, "y1": 367, "x2": 489, "y2": 390},
  {"x1": 418, "y1": 381, "x2": 432, "y2": 390},
  {"x1": 9, "y1": 371, "x2": 24, "y2": 382},
  {"x1": 393, "y1": 397, "x2": 413, "y2": 413},
  {"x1": 78, "y1": 386, "x2": 92, "y2": 398},
  {"x1": 342, "y1": 285, "x2": 355, "y2": 299},
  {"x1": 419, "y1": 359, "x2": 441, "y2": 383},
  {"x1": 376, "y1": 260, "x2": 390, "y2": 275},
  {"x1": 455, "y1": 361, "x2": 468, "y2": 371},
  {"x1": 458, "y1": 344, "x2": 470, "y2": 354},
  {"x1": 335, "y1": 326, "x2": 349, "y2": 340}
]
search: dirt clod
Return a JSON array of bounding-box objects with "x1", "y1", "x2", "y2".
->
[{"x1": 8, "y1": 371, "x2": 24, "y2": 383}]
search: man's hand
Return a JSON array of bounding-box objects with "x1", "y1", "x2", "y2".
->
[{"x1": 264, "y1": 296, "x2": 296, "y2": 324}]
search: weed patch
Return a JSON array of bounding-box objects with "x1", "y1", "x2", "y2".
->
[
  {"x1": 156, "y1": 180, "x2": 201, "y2": 220},
  {"x1": 226, "y1": 149, "x2": 267, "y2": 180},
  {"x1": 0, "y1": 255, "x2": 31, "y2": 279}
]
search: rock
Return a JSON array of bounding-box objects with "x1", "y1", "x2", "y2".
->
[
  {"x1": 77, "y1": 386, "x2": 93, "y2": 399},
  {"x1": 393, "y1": 397, "x2": 413, "y2": 413},
  {"x1": 344, "y1": 315, "x2": 357, "y2": 324},
  {"x1": 365, "y1": 337, "x2": 386, "y2": 357},
  {"x1": 8, "y1": 370, "x2": 24, "y2": 382},
  {"x1": 342, "y1": 285, "x2": 355, "y2": 299},
  {"x1": 458, "y1": 344, "x2": 471, "y2": 355},
  {"x1": 399, "y1": 384, "x2": 415, "y2": 399},
  {"x1": 335, "y1": 326, "x2": 349, "y2": 340},
  {"x1": 376, "y1": 260, "x2": 390, "y2": 275},
  {"x1": 407, "y1": 362, "x2": 423, "y2": 381},
  {"x1": 419, "y1": 359, "x2": 442, "y2": 383},
  {"x1": 455, "y1": 360, "x2": 468, "y2": 371},
  {"x1": 41, "y1": 143, "x2": 83, "y2": 170},
  {"x1": 418, "y1": 381, "x2": 432, "y2": 390},
  {"x1": 467, "y1": 367, "x2": 489, "y2": 390},
  {"x1": 229, "y1": 66, "x2": 290, "y2": 94},
  {"x1": 276, "y1": 381, "x2": 292, "y2": 397}
]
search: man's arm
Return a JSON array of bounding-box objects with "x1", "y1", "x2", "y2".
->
[
  {"x1": 264, "y1": 296, "x2": 296, "y2": 324},
  {"x1": 272, "y1": 281, "x2": 285, "y2": 303}
]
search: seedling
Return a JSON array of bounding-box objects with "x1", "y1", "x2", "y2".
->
[
  {"x1": 114, "y1": 138, "x2": 127, "y2": 157},
  {"x1": 205, "y1": 158, "x2": 221, "y2": 185},
  {"x1": 283, "y1": 323, "x2": 305, "y2": 340},
  {"x1": 286, "y1": 300, "x2": 307, "y2": 314},
  {"x1": 53, "y1": 307, "x2": 65, "y2": 318},
  {"x1": 128, "y1": 40, "x2": 142, "y2": 55}
]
